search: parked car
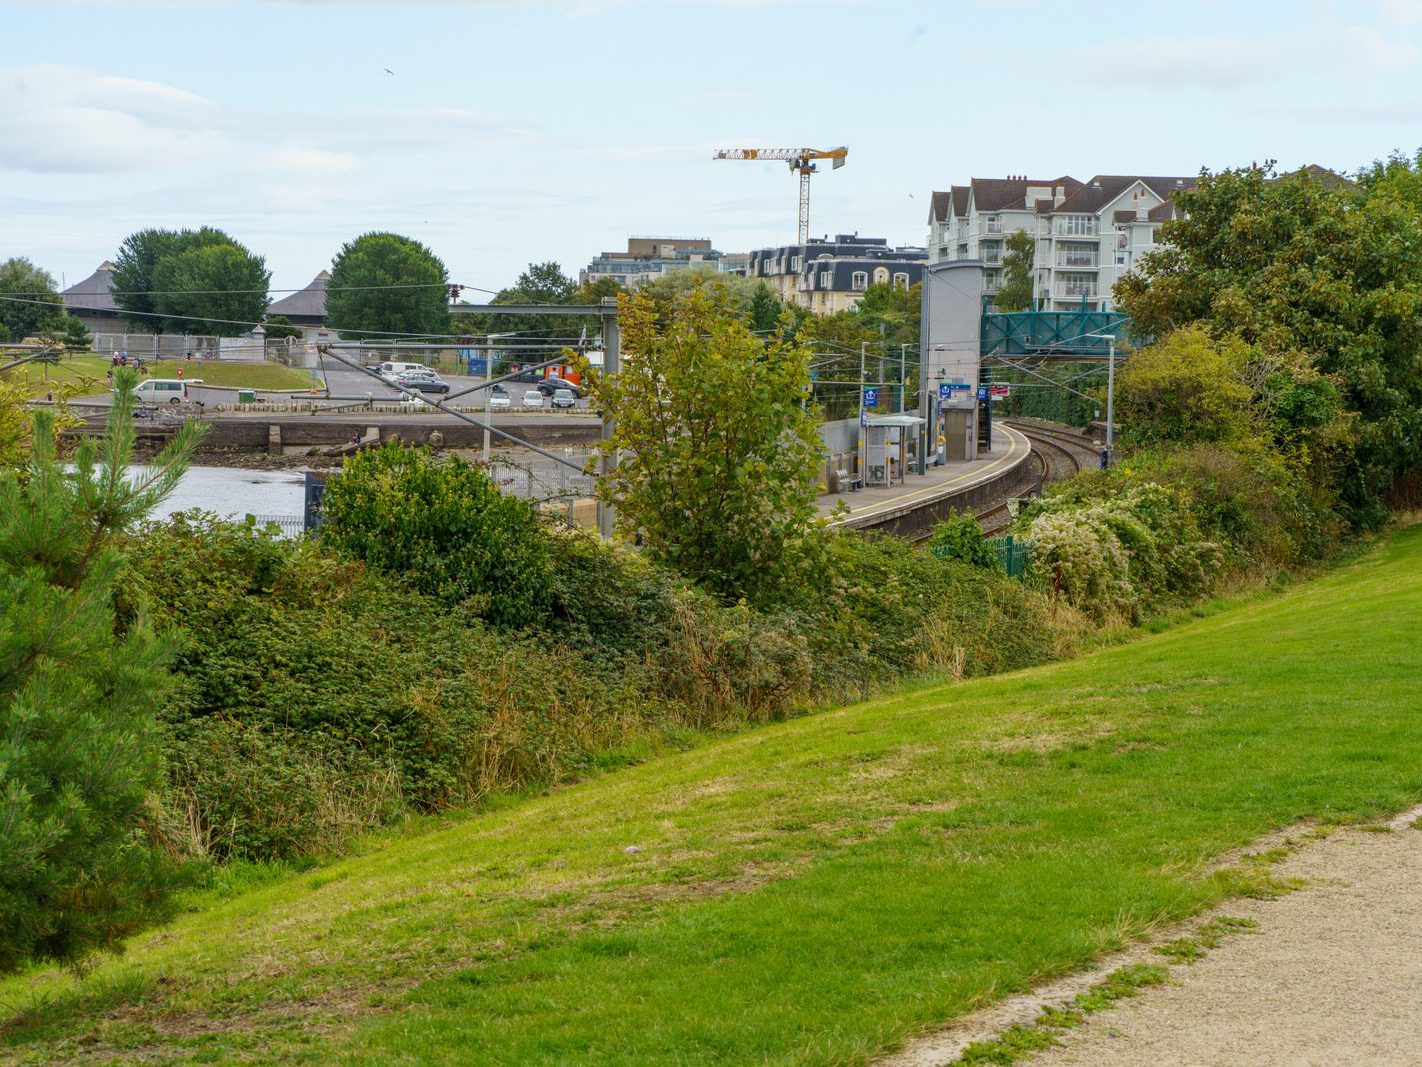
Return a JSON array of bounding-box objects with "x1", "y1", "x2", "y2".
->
[
  {"x1": 522, "y1": 389, "x2": 545, "y2": 409},
  {"x1": 128, "y1": 379, "x2": 196, "y2": 405},
  {"x1": 377, "y1": 361, "x2": 432, "y2": 383},
  {"x1": 538, "y1": 376, "x2": 582, "y2": 398},
  {"x1": 395, "y1": 372, "x2": 450, "y2": 395},
  {"x1": 551, "y1": 388, "x2": 577, "y2": 409},
  {"x1": 488, "y1": 384, "x2": 511, "y2": 409}
]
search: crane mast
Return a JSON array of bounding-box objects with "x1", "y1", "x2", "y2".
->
[{"x1": 713, "y1": 146, "x2": 848, "y2": 244}]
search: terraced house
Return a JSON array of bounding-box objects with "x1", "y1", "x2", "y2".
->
[{"x1": 927, "y1": 173, "x2": 1195, "y2": 310}]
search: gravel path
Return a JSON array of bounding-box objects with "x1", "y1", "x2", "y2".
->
[{"x1": 884, "y1": 804, "x2": 1422, "y2": 1067}]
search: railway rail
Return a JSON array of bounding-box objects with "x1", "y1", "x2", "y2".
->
[{"x1": 971, "y1": 419, "x2": 1099, "y2": 537}]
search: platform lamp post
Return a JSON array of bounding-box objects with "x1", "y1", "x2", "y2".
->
[{"x1": 1086, "y1": 332, "x2": 1115, "y2": 466}]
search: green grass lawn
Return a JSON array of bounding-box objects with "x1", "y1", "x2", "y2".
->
[
  {"x1": 5, "y1": 528, "x2": 1422, "y2": 1064},
  {"x1": 0, "y1": 354, "x2": 314, "y2": 396}
]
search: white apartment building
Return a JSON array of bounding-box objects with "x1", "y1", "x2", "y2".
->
[{"x1": 927, "y1": 174, "x2": 1194, "y2": 310}]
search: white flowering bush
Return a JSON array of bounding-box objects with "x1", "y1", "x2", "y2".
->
[
  {"x1": 1023, "y1": 483, "x2": 1224, "y2": 619},
  {"x1": 1026, "y1": 505, "x2": 1136, "y2": 618}
]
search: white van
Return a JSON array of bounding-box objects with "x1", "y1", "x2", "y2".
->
[
  {"x1": 131, "y1": 379, "x2": 195, "y2": 405},
  {"x1": 376, "y1": 361, "x2": 432, "y2": 383}
]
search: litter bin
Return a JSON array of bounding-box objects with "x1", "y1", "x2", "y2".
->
[{"x1": 237, "y1": 389, "x2": 256, "y2": 404}]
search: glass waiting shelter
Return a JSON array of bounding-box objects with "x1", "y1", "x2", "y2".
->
[{"x1": 862, "y1": 414, "x2": 925, "y2": 488}]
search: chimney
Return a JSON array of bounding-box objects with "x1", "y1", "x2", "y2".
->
[{"x1": 1053, "y1": 185, "x2": 1065, "y2": 207}]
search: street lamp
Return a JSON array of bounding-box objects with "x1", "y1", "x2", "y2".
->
[{"x1": 1086, "y1": 332, "x2": 1115, "y2": 465}]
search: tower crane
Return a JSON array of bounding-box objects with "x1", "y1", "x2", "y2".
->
[{"x1": 713, "y1": 146, "x2": 848, "y2": 244}]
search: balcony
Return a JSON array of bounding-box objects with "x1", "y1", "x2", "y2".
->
[
  {"x1": 1056, "y1": 283, "x2": 1098, "y2": 300},
  {"x1": 982, "y1": 248, "x2": 1003, "y2": 265},
  {"x1": 1056, "y1": 251, "x2": 1099, "y2": 267},
  {"x1": 983, "y1": 219, "x2": 1002, "y2": 234}
]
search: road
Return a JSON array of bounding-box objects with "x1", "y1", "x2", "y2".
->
[{"x1": 74, "y1": 364, "x2": 597, "y2": 421}]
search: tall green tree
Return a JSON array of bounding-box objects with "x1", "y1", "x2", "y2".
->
[
  {"x1": 582, "y1": 285, "x2": 826, "y2": 606},
  {"x1": 746, "y1": 282, "x2": 782, "y2": 334},
  {"x1": 150, "y1": 239, "x2": 270, "y2": 336},
  {"x1": 506, "y1": 261, "x2": 577, "y2": 304},
  {"x1": 1115, "y1": 160, "x2": 1422, "y2": 527},
  {"x1": 1114, "y1": 327, "x2": 1258, "y2": 449},
  {"x1": 486, "y1": 262, "x2": 589, "y2": 346},
  {"x1": 0, "y1": 370, "x2": 204, "y2": 973},
  {"x1": 576, "y1": 276, "x2": 623, "y2": 304},
  {"x1": 325, "y1": 232, "x2": 449, "y2": 338},
  {"x1": 638, "y1": 265, "x2": 764, "y2": 316},
  {"x1": 0, "y1": 258, "x2": 64, "y2": 342},
  {"x1": 996, "y1": 229, "x2": 1035, "y2": 312},
  {"x1": 112, "y1": 227, "x2": 267, "y2": 335}
]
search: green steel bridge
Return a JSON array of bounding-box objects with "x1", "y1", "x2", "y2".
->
[{"x1": 979, "y1": 306, "x2": 1136, "y2": 360}]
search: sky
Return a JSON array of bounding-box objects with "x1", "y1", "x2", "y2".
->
[{"x1": 4, "y1": 0, "x2": 1422, "y2": 298}]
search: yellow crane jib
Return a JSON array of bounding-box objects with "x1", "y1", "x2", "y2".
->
[{"x1": 713, "y1": 146, "x2": 848, "y2": 244}]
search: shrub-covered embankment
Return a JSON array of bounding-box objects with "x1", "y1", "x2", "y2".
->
[
  {"x1": 7, "y1": 517, "x2": 1421, "y2": 1065},
  {"x1": 131, "y1": 497, "x2": 1068, "y2": 864}
]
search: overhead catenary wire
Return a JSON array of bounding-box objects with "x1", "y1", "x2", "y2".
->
[
  {"x1": 0, "y1": 292, "x2": 581, "y2": 343},
  {"x1": 3, "y1": 280, "x2": 497, "y2": 299}
]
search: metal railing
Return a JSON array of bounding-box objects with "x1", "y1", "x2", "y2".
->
[{"x1": 988, "y1": 534, "x2": 1034, "y2": 578}]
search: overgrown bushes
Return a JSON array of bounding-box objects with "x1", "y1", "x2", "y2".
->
[
  {"x1": 127, "y1": 489, "x2": 1075, "y2": 865},
  {"x1": 320, "y1": 444, "x2": 553, "y2": 628}
]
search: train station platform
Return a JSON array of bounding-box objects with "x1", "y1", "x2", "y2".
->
[{"x1": 820, "y1": 424, "x2": 1031, "y2": 539}]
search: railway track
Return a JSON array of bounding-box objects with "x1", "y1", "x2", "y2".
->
[{"x1": 972, "y1": 420, "x2": 1100, "y2": 537}]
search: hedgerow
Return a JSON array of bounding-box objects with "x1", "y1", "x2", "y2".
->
[{"x1": 125, "y1": 502, "x2": 1071, "y2": 864}]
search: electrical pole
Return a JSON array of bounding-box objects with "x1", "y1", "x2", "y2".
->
[
  {"x1": 1106, "y1": 334, "x2": 1116, "y2": 465},
  {"x1": 597, "y1": 299, "x2": 620, "y2": 539},
  {"x1": 899, "y1": 343, "x2": 907, "y2": 412},
  {"x1": 1087, "y1": 332, "x2": 1116, "y2": 466},
  {"x1": 858, "y1": 340, "x2": 867, "y2": 478}
]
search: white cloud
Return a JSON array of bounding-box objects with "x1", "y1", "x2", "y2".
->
[
  {"x1": 1340, "y1": 24, "x2": 1418, "y2": 74},
  {"x1": 1080, "y1": 37, "x2": 1285, "y2": 89},
  {"x1": 0, "y1": 65, "x2": 221, "y2": 172},
  {"x1": 1286, "y1": 101, "x2": 1422, "y2": 122},
  {"x1": 1380, "y1": 0, "x2": 1422, "y2": 26},
  {"x1": 322, "y1": 108, "x2": 536, "y2": 153},
  {"x1": 257, "y1": 146, "x2": 363, "y2": 177},
  {"x1": 586, "y1": 140, "x2": 745, "y2": 163}
]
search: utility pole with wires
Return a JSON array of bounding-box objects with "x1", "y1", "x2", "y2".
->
[{"x1": 857, "y1": 340, "x2": 867, "y2": 476}]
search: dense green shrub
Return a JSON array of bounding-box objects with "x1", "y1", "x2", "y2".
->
[
  {"x1": 1119, "y1": 444, "x2": 1339, "y2": 568},
  {"x1": 791, "y1": 533, "x2": 1065, "y2": 690},
  {"x1": 160, "y1": 718, "x2": 400, "y2": 862},
  {"x1": 655, "y1": 598, "x2": 813, "y2": 724},
  {"x1": 131, "y1": 516, "x2": 687, "y2": 860},
  {"x1": 320, "y1": 443, "x2": 553, "y2": 629},
  {"x1": 127, "y1": 511, "x2": 1082, "y2": 865},
  {"x1": 927, "y1": 512, "x2": 1004, "y2": 571},
  {"x1": 1022, "y1": 505, "x2": 1136, "y2": 618},
  {"x1": 543, "y1": 526, "x2": 688, "y2": 657}
]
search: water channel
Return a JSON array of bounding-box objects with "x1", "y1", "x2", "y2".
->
[{"x1": 150, "y1": 466, "x2": 307, "y2": 524}]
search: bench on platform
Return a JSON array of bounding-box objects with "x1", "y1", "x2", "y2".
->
[{"x1": 835, "y1": 467, "x2": 863, "y2": 493}]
